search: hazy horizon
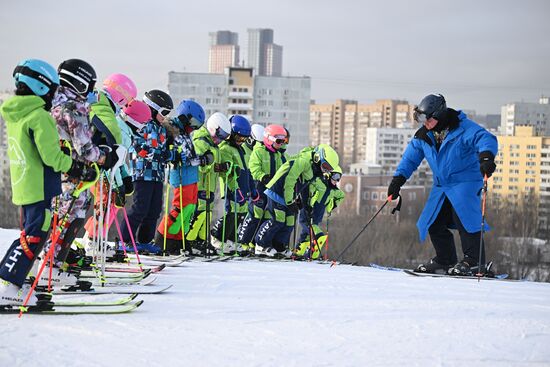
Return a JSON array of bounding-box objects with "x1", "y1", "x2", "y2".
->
[{"x1": 1, "y1": 0, "x2": 548, "y2": 114}]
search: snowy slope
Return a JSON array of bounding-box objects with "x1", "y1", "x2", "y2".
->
[{"x1": 1, "y1": 227, "x2": 549, "y2": 367}]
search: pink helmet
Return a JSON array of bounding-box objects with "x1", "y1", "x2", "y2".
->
[
  {"x1": 120, "y1": 100, "x2": 151, "y2": 131},
  {"x1": 263, "y1": 124, "x2": 288, "y2": 150},
  {"x1": 102, "y1": 73, "x2": 137, "y2": 107}
]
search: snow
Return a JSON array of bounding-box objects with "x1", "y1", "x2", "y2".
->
[{"x1": 1, "y1": 227, "x2": 550, "y2": 367}]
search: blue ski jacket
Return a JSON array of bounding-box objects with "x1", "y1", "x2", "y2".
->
[{"x1": 394, "y1": 111, "x2": 498, "y2": 241}]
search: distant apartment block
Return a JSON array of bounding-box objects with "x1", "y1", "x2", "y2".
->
[
  {"x1": 247, "y1": 28, "x2": 283, "y2": 77},
  {"x1": 492, "y1": 125, "x2": 550, "y2": 229},
  {"x1": 310, "y1": 99, "x2": 415, "y2": 169},
  {"x1": 168, "y1": 68, "x2": 310, "y2": 155},
  {"x1": 500, "y1": 96, "x2": 550, "y2": 136},
  {"x1": 208, "y1": 30, "x2": 240, "y2": 74}
]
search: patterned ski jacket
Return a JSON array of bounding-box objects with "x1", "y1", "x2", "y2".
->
[
  {"x1": 129, "y1": 120, "x2": 168, "y2": 182},
  {"x1": 51, "y1": 86, "x2": 103, "y2": 164},
  {"x1": 168, "y1": 123, "x2": 200, "y2": 188}
]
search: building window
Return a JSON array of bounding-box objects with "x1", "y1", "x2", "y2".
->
[{"x1": 372, "y1": 192, "x2": 378, "y2": 200}]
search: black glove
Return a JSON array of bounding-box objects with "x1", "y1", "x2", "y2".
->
[
  {"x1": 214, "y1": 162, "x2": 231, "y2": 173},
  {"x1": 261, "y1": 175, "x2": 272, "y2": 185},
  {"x1": 387, "y1": 175, "x2": 406, "y2": 200},
  {"x1": 123, "y1": 176, "x2": 134, "y2": 196},
  {"x1": 66, "y1": 161, "x2": 97, "y2": 182},
  {"x1": 199, "y1": 151, "x2": 214, "y2": 166},
  {"x1": 479, "y1": 151, "x2": 496, "y2": 178},
  {"x1": 113, "y1": 187, "x2": 125, "y2": 208},
  {"x1": 287, "y1": 201, "x2": 300, "y2": 214},
  {"x1": 101, "y1": 146, "x2": 120, "y2": 170},
  {"x1": 61, "y1": 145, "x2": 71, "y2": 156}
]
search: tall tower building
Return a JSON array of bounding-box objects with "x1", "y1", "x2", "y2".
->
[
  {"x1": 247, "y1": 28, "x2": 283, "y2": 76},
  {"x1": 208, "y1": 30, "x2": 239, "y2": 74}
]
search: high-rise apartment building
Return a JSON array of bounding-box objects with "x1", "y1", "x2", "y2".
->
[
  {"x1": 491, "y1": 125, "x2": 550, "y2": 229},
  {"x1": 310, "y1": 99, "x2": 414, "y2": 169},
  {"x1": 168, "y1": 68, "x2": 310, "y2": 155},
  {"x1": 500, "y1": 96, "x2": 550, "y2": 136},
  {"x1": 208, "y1": 30, "x2": 239, "y2": 74},
  {"x1": 247, "y1": 28, "x2": 283, "y2": 77}
]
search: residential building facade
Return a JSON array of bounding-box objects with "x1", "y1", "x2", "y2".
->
[
  {"x1": 500, "y1": 96, "x2": 550, "y2": 136},
  {"x1": 492, "y1": 125, "x2": 550, "y2": 230},
  {"x1": 167, "y1": 68, "x2": 311, "y2": 155}
]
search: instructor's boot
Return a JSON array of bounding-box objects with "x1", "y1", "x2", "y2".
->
[{"x1": 415, "y1": 258, "x2": 453, "y2": 274}]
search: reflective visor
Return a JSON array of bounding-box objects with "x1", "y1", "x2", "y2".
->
[
  {"x1": 330, "y1": 172, "x2": 342, "y2": 182},
  {"x1": 216, "y1": 127, "x2": 230, "y2": 141},
  {"x1": 233, "y1": 134, "x2": 247, "y2": 143},
  {"x1": 413, "y1": 110, "x2": 428, "y2": 124},
  {"x1": 320, "y1": 161, "x2": 333, "y2": 173}
]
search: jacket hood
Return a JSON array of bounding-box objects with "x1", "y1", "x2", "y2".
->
[{"x1": 0, "y1": 95, "x2": 45, "y2": 123}]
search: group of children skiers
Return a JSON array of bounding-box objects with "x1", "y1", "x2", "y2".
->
[{"x1": 0, "y1": 58, "x2": 345, "y2": 306}]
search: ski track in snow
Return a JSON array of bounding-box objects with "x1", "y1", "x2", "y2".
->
[{"x1": 1, "y1": 228, "x2": 550, "y2": 366}]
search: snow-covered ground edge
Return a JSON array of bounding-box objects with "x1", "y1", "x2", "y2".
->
[{"x1": 0, "y1": 227, "x2": 549, "y2": 367}]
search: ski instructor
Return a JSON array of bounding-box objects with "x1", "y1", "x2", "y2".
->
[{"x1": 387, "y1": 94, "x2": 498, "y2": 275}]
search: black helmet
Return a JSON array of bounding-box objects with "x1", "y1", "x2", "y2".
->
[
  {"x1": 143, "y1": 89, "x2": 174, "y2": 117},
  {"x1": 414, "y1": 94, "x2": 447, "y2": 123},
  {"x1": 57, "y1": 59, "x2": 97, "y2": 96}
]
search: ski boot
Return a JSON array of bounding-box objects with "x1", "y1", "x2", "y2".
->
[
  {"x1": 0, "y1": 279, "x2": 53, "y2": 309},
  {"x1": 448, "y1": 260, "x2": 474, "y2": 276},
  {"x1": 415, "y1": 258, "x2": 454, "y2": 274}
]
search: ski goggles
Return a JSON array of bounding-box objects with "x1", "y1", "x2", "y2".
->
[
  {"x1": 330, "y1": 171, "x2": 342, "y2": 182},
  {"x1": 143, "y1": 95, "x2": 172, "y2": 117},
  {"x1": 269, "y1": 134, "x2": 287, "y2": 145},
  {"x1": 215, "y1": 127, "x2": 230, "y2": 141},
  {"x1": 59, "y1": 69, "x2": 94, "y2": 96},
  {"x1": 178, "y1": 114, "x2": 203, "y2": 129},
  {"x1": 413, "y1": 108, "x2": 430, "y2": 124}
]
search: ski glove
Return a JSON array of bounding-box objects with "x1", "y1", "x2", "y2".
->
[
  {"x1": 214, "y1": 162, "x2": 231, "y2": 173},
  {"x1": 66, "y1": 161, "x2": 96, "y2": 182},
  {"x1": 100, "y1": 146, "x2": 120, "y2": 170},
  {"x1": 199, "y1": 151, "x2": 215, "y2": 166},
  {"x1": 123, "y1": 176, "x2": 134, "y2": 196},
  {"x1": 287, "y1": 202, "x2": 300, "y2": 215},
  {"x1": 479, "y1": 151, "x2": 496, "y2": 178},
  {"x1": 113, "y1": 187, "x2": 125, "y2": 208},
  {"x1": 387, "y1": 175, "x2": 406, "y2": 199}
]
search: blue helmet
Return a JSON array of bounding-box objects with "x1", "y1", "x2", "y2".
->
[
  {"x1": 13, "y1": 59, "x2": 60, "y2": 96},
  {"x1": 229, "y1": 115, "x2": 251, "y2": 137},
  {"x1": 175, "y1": 100, "x2": 205, "y2": 130}
]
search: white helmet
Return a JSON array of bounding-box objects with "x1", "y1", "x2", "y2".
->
[
  {"x1": 251, "y1": 124, "x2": 265, "y2": 143},
  {"x1": 206, "y1": 112, "x2": 231, "y2": 144}
]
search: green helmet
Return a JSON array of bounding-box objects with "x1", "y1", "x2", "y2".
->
[{"x1": 314, "y1": 144, "x2": 339, "y2": 174}]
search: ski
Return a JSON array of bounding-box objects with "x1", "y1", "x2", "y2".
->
[
  {"x1": 80, "y1": 269, "x2": 150, "y2": 279},
  {"x1": 52, "y1": 293, "x2": 138, "y2": 307},
  {"x1": 403, "y1": 269, "x2": 509, "y2": 280},
  {"x1": 52, "y1": 284, "x2": 173, "y2": 295},
  {"x1": 102, "y1": 263, "x2": 166, "y2": 273},
  {"x1": 1, "y1": 301, "x2": 144, "y2": 315},
  {"x1": 86, "y1": 275, "x2": 157, "y2": 287}
]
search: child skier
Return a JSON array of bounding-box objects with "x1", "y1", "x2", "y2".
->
[
  {"x1": 119, "y1": 90, "x2": 172, "y2": 253},
  {"x1": 237, "y1": 124, "x2": 287, "y2": 253},
  {"x1": 0, "y1": 59, "x2": 92, "y2": 306},
  {"x1": 44, "y1": 59, "x2": 120, "y2": 282},
  {"x1": 153, "y1": 100, "x2": 212, "y2": 254},
  {"x1": 210, "y1": 115, "x2": 253, "y2": 254},
  {"x1": 255, "y1": 144, "x2": 340, "y2": 258},
  {"x1": 295, "y1": 167, "x2": 345, "y2": 259},
  {"x1": 186, "y1": 112, "x2": 232, "y2": 255}
]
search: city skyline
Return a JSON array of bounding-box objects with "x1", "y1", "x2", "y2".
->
[{"x1": 0, "y1": 0, "x2": 548, "y2": 114}]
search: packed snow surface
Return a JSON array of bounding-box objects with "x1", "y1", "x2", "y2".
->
[{"x1": 1, "y1": 228, "x2": 549, "y2": 366}]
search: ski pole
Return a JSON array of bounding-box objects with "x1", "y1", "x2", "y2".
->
[
  {"x1": 476, "y1": 175, "x2": 489, "y2": 279},
  {"x1": 233, "y1": 170, "x2": 239, "y2": 256},
  {"x1": 179, "y1": 182, "x2": 186, "y2": 255},
  {"x1": 19, "y1": 165, "x2": 99, "y2": 316},
  {"x1": 220, "y1": 168, "x2": 231, "y2": 255},
  {"x1": 162, "y1": 165, "x2": 171, "y2": 254},
  {"x1": 330, "y1": 195, "x2": 392, "y2": 267},
  {"x1": 205, "y1": 170, "x2": 211, "y2": 257}
]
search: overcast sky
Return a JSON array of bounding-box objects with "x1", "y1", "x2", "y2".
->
[{"x1": 1, "y1": 0, "x2": 548, "y2": 114}]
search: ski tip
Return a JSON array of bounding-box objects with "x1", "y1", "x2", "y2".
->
[
  {"x1": 330, "y1": 261, "x2": 337, "y2": 268},
  {"x1": 129, "y1": 293, "x2": 138, "y2": 301},
  {"x1": 134, "y1": 300, "x2": 145, "y2": 308}
]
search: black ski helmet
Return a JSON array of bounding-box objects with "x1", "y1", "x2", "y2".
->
[
  {"x1": 414, "y1": 94, "x2": 447, "y2": 122},
  {"x1": 143, "y1": 89, "x2": 174, "y2": 117},
  {"x1": 57, "y1": 59, "x2": 97, "y2": 96}
]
